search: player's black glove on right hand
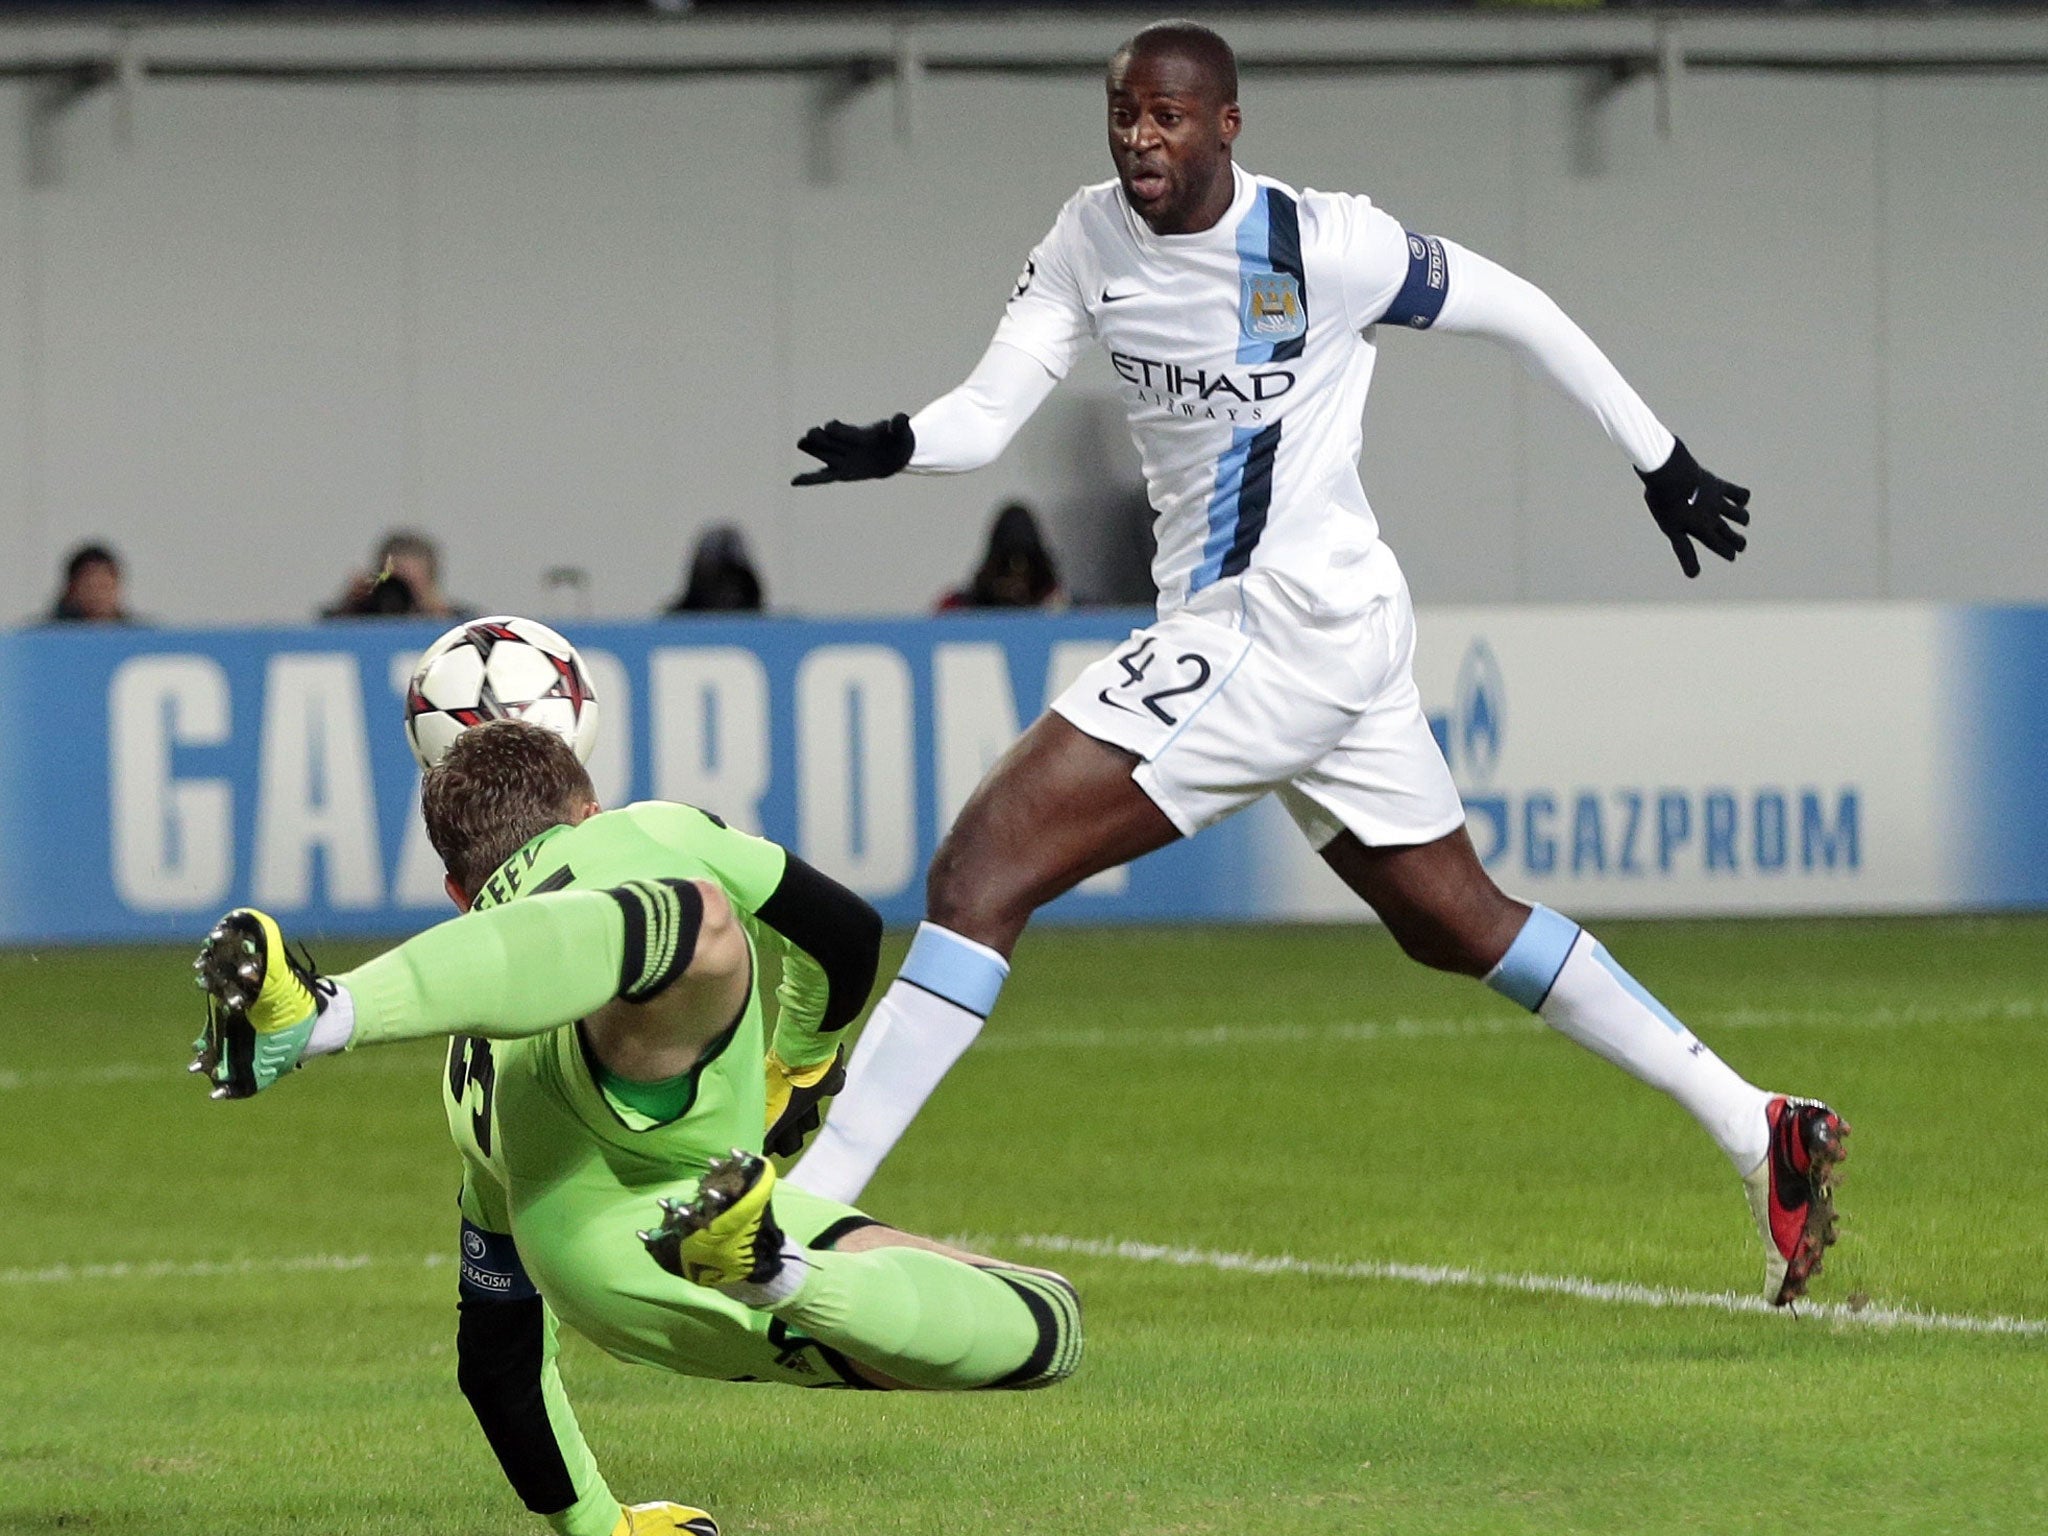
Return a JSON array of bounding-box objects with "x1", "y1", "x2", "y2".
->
[
  {"x1": 1638, "y1": 438, "x2": 1751, "y2": 579},
  {"x1": 791, "y1": 414, "x2": 915, "y2": 486}
]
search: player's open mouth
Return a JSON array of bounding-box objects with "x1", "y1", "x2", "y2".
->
[{"x1": 1127, "y1": 169, "x2": 1168, "y2": 202}]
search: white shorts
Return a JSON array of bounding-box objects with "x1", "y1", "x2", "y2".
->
[{"x1": 1050, "y1": 548, "x2": 1466, "y2": 851}]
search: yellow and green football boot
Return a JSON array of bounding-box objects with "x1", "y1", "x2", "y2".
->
[
  {"x1": 188, "y1": 908, "x2": 323, "y2": 1100},
  {"x1": 638, "y1": 1150, "x2": 785, "y2": 1289}
]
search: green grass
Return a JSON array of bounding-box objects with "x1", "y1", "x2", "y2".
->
[{"x1": 2, "y1": 917, "x2": 2044, "y2": 1534}]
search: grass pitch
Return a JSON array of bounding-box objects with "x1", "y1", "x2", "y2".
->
[{"x1": 1, "y1": 916, "x2": 2044, "y2": 1534}]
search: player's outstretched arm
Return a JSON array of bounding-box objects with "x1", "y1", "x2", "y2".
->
[
  {"x1": 456, "y1": 1286, "x2": 721, "y2": 1536},
  {"x1": 752, "y1": 854, "x2": 883, "y2": 1155},
  {"x1": 793, "y1": 195, "x2": 1085, "y2": 488},
  {"x1": 190, "y1": 881, "x2": 741, "y2": 1096},
  {"x1": 457, "y1": 1291, "x2": 621, "y2": 1536},
  {"x1": 1429, "y1": 242, "x2": 1752, "y2": 578},
  {"x1": 791, "y1": 340, "x2": 1059, "y2": 486}
]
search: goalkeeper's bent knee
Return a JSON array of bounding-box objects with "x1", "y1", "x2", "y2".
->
[{"x1": 980, "y1": 1266, "x2": 1084, "y2": 1391}]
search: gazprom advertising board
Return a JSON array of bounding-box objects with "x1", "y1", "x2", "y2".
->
[{"x1": 0, "y1": 604, "x2": 2040, "y2": 944}]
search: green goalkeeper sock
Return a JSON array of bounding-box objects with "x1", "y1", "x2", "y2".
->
[
  {"x1": 337, "y1": 882, "x2": 701, "y2": 1049},
  {"x1": 769, "y1": 1246, "x2": 1082, "y2": 1392}
]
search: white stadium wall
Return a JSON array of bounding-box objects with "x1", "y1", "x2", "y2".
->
[{"x1": 0, "y1": 13, "x2": 2044, "y2": 625}]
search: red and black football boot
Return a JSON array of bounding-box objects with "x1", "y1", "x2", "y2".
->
[{"x1": 1742, "y1": 1095, "x2": 1851, "y2": 1306}]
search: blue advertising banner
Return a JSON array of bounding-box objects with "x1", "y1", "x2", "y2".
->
[
  {"x1": 1, "y1": 604, "x2": 2042, "y2": 944},
  {"x1": 0, "y1": 612, "x2": 1268, "y2": 944},
  {"x1": 1951, "y1": 606, "x2": 2048, "y2": 910}
]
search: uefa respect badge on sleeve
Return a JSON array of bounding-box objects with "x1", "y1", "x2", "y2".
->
[{"x1": 458, "y1": 1220, "x2": 539, "y2": 1301}]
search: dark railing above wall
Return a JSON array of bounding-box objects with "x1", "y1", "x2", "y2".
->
[
  {"x1": 2, "y1": 0, "x2": 2048, "y2": 13},
  {"x1": 4, "y1": 4, "x2": 2043, "y2": 191}
]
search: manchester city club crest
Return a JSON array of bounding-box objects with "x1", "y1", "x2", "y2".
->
[{"x1": 1240, "y1": 272, "x2": 1305, "y2": 343}]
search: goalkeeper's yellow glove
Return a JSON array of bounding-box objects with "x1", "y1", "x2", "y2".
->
[
  {"x1": 611, "y1": 1501, "x2": 719, "y2": 1536},
  {"x1": 763, "y1": 1047, "x2": 846, "y2": 1158}
]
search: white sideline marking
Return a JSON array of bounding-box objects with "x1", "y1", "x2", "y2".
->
[
  {"x1": 0, "y1": 1252, "x2": 447, "y2": 1286},
  {"x1": 0, "y1": 1052, "x2": 434, "y2": 1093},
  {"x1": 999, "y1": 1234, "x2": 2048, "y2": 1339},
  {"x1": 5, "y1": 994, "x2": 2040, "y2": 1091},
  {"x1": 14, "y1": 1237, "x2": 2036, "y2": 1343}
]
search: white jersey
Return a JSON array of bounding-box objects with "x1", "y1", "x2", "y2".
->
[{"x1": 992, "y1": 164, "x2": 1449, "y2": 616}]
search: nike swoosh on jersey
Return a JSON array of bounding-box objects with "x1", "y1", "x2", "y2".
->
[
  {"x1": 1100, "y1": 287, "x2": 1143, "y2": 304},
  {"x1": 1096, "y1": 688, "x2": 1144, "y2": 715}
]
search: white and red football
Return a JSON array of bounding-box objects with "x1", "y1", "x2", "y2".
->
[{"x1": 403, "y1": 615, "x2": 599, "y2": 770}]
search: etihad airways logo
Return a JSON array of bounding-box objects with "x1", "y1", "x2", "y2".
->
[{"x1": 1110, "y1": 350, "x2": 1295, "y2": 422}]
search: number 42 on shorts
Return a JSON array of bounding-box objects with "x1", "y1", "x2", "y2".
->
[{"x1": 1062, "y1": 616, "x2": 1252, "y2": 762}]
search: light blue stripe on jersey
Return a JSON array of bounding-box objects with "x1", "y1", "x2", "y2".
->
[
  {"x1": 899, "y1": 921, "x2": 1009, "y2": 1018},
  {"x1": 1485, "y1": 904, "x2": 1581, "y2": 1012},
  {"x1": 1233, "y1": 186, "x2": 1276, "y2": 365},
  {"x1": 1193, "y1": 425, "x2": 1261, "y2": 592},
  {"x1": 1193, "y1": 187, "x2": 1276, "y2": 593}
]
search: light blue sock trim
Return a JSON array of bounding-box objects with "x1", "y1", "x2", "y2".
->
[
  {"x1": 1485, "y1": 905, "x2": 1581, "y2": 1012},
  {"x1": 1591, "y1": 943, "x2": 1691, "y2": 1036},
  {"x1": 898, "y1": 922, "x2": 1009, "y2": 1018}
]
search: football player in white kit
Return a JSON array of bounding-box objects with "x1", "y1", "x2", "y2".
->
[{"x1": 786, "y1": 21, "x2": 1847, "y2": 1305}]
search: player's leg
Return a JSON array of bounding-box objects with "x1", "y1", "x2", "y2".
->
[
  {"x1": 1314, "y1": 824, "x2": 1849, "y2": 1302},
  {"x1": 1283, "y1": 564, "x2": 1847, "y2": 1302},
  {"x1": 791, "y1": 592, "x2": 1373, "y2": 1205},
  {"x1": 192, "y1": 879, "x2": 743, "y2": 1101},
  {"x1": 1318, "y1": 825, "x2": 1777, "y2": 1164},
  {"x1": 929, "y1": 712, "x2": 1183, "y2": 954},
  {"x1": 827, "y1": 1221, "x2": 1086, "y2": 1389},
  {"x1": 787, "y1": 713, "x2": 1178, "y2": 1202},
  {"x1": 646, "y1": 1161, "x2": 1082, "y2": 1392},
  {"x1": 1288, "y1": 716, "x2": 1849, "y2": 1304}
]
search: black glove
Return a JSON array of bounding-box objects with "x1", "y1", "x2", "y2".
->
[
  {"x1": 791, "y1": 414, "x2": 915, "y2": 486},
  {"x1": 1637, "y1": 438, "x2": 1751, "y2": 579},
  {"x1": 763, "y1": 1048, "x2": 848, "y2": 1159}
]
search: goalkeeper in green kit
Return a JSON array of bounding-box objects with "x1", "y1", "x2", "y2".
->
[{"x1": 187, "y1": 719, "x2": 1082, "y2": 1536}]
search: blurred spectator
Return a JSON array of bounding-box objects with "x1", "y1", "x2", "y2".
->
[
  {"x1": 326, "y1": 566, "x2": 421, "y2": 617},
  {"x1": 326, "y1": 530, "x2": 469, "y2": 619},
  {"x1": 666, "y1": 525, "x2": 765, "y2": 614},
  {"x1": 938, "y1": 502, "x2": 1063, "y2": 611},
  {"x1": 47, "y1": 542, "x2": 133, "y2": 624}
]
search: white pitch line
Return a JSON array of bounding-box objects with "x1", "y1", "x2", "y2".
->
[
  {"x1": 0, "y1": 1252, "x2": 448, "y2": 1286},
  {"x1": 1000, "y1": 1234, "x2": 2048, "y2": 1339},
  {"x1": 8, "y1": 1236, "x2": 2040, "y2": 1341},
  {"x1": 0, "y1": 1052, "x2": 437, "y2": 1093}
]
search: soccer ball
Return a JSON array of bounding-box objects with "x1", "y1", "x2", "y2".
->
[{"x1": 403, "y1": 615, "x2": 600, "y2": 770}]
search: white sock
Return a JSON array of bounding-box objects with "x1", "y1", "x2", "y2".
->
[
  {"x1": 785, "y1": 985, "x2": 986, "y2": 1204},
  {"x1": 1487, "y1": 908, "x2": 1770, "y2": 1173},
  {"x1": 723, "y1": 1243, "x2": 810, "y2": 1310},
  {"x1": 785, "y1": 922, "x2": 1006, "y2": 1205},
  {"x1": 304, "y1": 981, "x2": 356, "y2": 1058}
]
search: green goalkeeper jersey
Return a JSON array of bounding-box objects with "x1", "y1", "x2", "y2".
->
[
  {"x1": 442, "y1": 801, "x2": 830, "y2": 1373},
  {"x1": 316, "y1": 794, "x2": 1061, "y2": 1536}
]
